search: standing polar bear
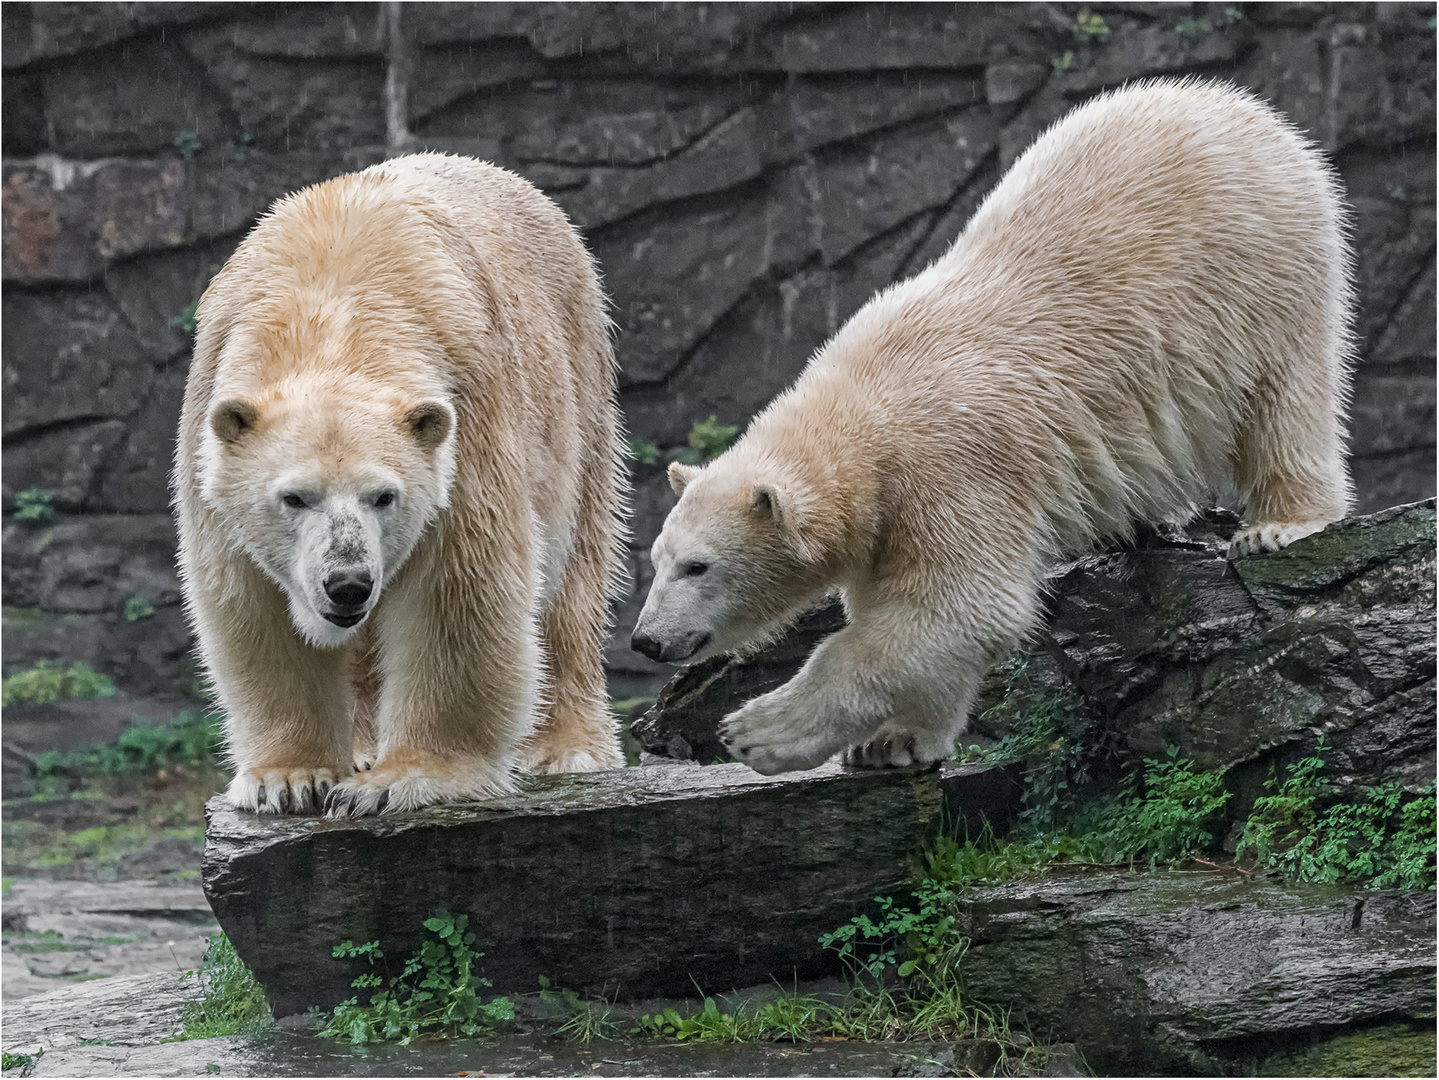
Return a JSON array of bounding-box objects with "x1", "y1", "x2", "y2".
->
[
  {"x1": 174, "y1": 154, "x2": 627, "y2": 815},
  {"x1": 632, "y1": 79, "x2": 1356, "y2": 776}
]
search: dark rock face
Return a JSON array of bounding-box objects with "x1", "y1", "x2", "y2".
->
[
  {"x1": 1050, "y1": 501, "x2": 1436, "y2": 825},
  {"x1": 202, "y1": 760, "x2": 1021, "y2": 1017},
  {"x1": 2, "y1": 2, "x2": 1434, "y2": 702},
  {"x1": 632, "y1": 601, "x2": 847, "y2": 763},
  {"x1": 956, "y1": 870, "x2": 1437, "y2": 1076}
]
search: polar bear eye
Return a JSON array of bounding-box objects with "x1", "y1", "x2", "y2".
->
[
  {"x1": 281, "y1": 493, "x2": 306, "y2": 510},
  {"x1": 374, "y1": 492, "x2": 395, "y2": 509},
  {"x1": 684, "y1": 561, "x2": 708, "y2": 577}
]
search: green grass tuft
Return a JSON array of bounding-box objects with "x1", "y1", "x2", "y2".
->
[
  {"x1": 168, "y1": 934, "x2": 274, "y2": 1041},
  {"x1": 32, "y1": 710, "x2": 223, "y2": 783},
  {"x1": 12, "y1": 489, "x2": 56, "y2": 524},
  {"x1": 2, "y1": 661, "x2": 115, "y2": 707}
]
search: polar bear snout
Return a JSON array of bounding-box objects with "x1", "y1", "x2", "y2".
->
[
  {"x1": 324, "y1": 569, "x2": 373, "y2": 609},
  {"x1": 631, "y1": 626, "x2": 710, "y2": 664},
  {"x1": 322, "y1": 569, "x2": 374, "y2": 626}
]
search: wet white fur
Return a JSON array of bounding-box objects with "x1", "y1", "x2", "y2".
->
[{"x1": 174, "y1": 154, "x2": 628, "y2": 814}]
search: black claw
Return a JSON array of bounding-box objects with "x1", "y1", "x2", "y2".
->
[
  {"x1": 317, "y1": 780, "x2": 331, "y2": 802},
  {"x1": 323, "y1": 787, "x2": 340, "y2": 814},
  {"x1": 364, "y1": 761, "x2": 372, "y2": 770},
  {"x1": 278, "y1": 786, "x2": 291, "y2": 813},
  {"x1": 375, "y1": 790, "x2": 389, "y2": 815},
  {"x1": 256, "y1": 784, "x2": 267, "y2": 809},
  {"x1": 297, "y1": 785, "x2": 313, "y2": 814}
]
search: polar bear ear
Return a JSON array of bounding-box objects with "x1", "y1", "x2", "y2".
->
[
  {"x1": 753, "y1": 483, "x2": 821, "y2": 562},
  {"x1": 406, "y1": 401, "x2": 454, "y2": 449},
  {"x1": 668, "y1": 462, "x2": 699, "y2": 496},
  {"x1": 751, "y1": 483, "x2": 783, "y2": 523},
  {"x1": 210, "y1": 399, "x2": 258, "y2": 445}
]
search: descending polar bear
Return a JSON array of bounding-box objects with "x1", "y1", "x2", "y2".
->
[
  {"x1": 174, "y1": 154, "x2": 627, "y2": 815},
  {"x1": 631, "y1": 79, "x2": 1355, "y2": 776}
]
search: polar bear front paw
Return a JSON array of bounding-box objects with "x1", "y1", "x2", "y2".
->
[
  {"x1": 1227, "y1": 520, "x2": 1328, "y2": 560},
  {"x1": 323, "y1": 747, "x2": 515, "y2": 816},
  {"x1": 228, "y1": 766, "x2": 342, "y2": 815},
  {"x1": 717, "y1": 695, "x2": 839, "y2": 776}
]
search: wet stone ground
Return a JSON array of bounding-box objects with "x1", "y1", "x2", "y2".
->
[
  {"x1": 4, "y1": 964, "x2": 1079, "y2": 1079},
  {"x1": 2, "y1": 769, "x2": 222, "y2": 1001}
]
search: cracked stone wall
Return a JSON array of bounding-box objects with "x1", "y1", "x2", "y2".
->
[{"x1": 3, "y1": 1, "x2": 1434, "y2": 697}]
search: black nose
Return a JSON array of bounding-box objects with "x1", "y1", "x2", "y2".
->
[
  {"x1": 631, "y1": 629, "x2": 663, "y2": 661},
  {"x1": 324, "y1": 570, "x2": 373, "y2": 610}
]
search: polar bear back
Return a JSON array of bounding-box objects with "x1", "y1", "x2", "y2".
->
[{"x1": 771, "y1": 80, "x2": 1353, "y2": 558}]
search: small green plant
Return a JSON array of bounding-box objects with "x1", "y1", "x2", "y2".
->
[
  {"x1": 674, "y1": 415, "x2": 739, "y2": 464},
  {"x1": 319, "y1": 911, "x2": 514, "y2": 1045},
  {"x1": 1237, "y1": 742, "x2": 1436, "y2": 889},
  {"x1": 173, "y1": 130, "x2": 203, "y2": 160},
  {"x1": 32, "y1": 710, "x2": 222, "y2": 781},
  {"x1": 626, "y1": 438, "x2": 660, "y2": 465},
  {"x1": 1051, "y1": 50, "x2": 1075, "y2": 72},
  {"x1": 13, "y1": 489, "x2": 56, "y2": 524},
  {"x1": 1176, "y1": 17, "x2": 1212, "y2": 39},
  {"x1": 170, "y1": 300, "x2": 199, "y2": 336},
  {"x1": 169, "y1": 934, "x2": 273, "y2": 1041},
  {"x1": 970, "y1": 657, "x2": 1115, "y2": 831},
  {"x1": 1074, "y1": 9, "x2": 1110, "y2": 41},
  {"x1": 1, "y1": 1049, "x2": 42, "y2": 1072},
  {"x1": 1104, "y1": 747, "x2": 1231, "y2": 866},
  {"x1": 2, "y1": 661, "x2": 115, "y2": 707},
  {"x1": 124, "y1": 594, "x2": 156, "y2": 622}
]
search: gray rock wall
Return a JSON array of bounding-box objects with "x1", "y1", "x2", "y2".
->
[{"x1": 3, "y1": 2, "x2": 1434, "y2": 696}]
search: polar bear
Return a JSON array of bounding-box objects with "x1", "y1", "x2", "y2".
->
[
  {"x1": 174, "y1": 153, "x2": 627, "y2": 815},
  {"x1": 631, "y1": 79, "x2": 1355, "y2": 776}
]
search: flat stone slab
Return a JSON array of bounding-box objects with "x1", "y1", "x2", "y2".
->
[
  {"x1": 203, "y1": 760, "x2": 1020, "y2": 1017},
  {"x1": 955, "y1": 868, "x2": 1437, "y2": 1075},
  {"x1": 2, "y1": 972, "x2": 195, "y2": 1050},
  {"x1": 2, "y1": 879, "x2": 218, "y2": 999}
]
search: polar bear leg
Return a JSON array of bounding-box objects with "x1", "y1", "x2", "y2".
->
[
  {"x1": 324, "y1": 554, "x2": 540, "y2": 816},
  {"x1": 1229, "y1": 340, "x2": 1353, "y2": 560},
  {"x1": 204, "y1": 566, "x2": 355, "y2": 814},
  {"x1": 527, "y1": 532, "x2": 624, "y2": 775},
  {"x1": 718, "y1": 617, "x2": 983, "y2": 776}
]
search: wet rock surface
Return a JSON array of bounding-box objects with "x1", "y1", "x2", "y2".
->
[
  {"x1": 202, "y1": 759, "x2": 1020, "y2": 1018},
  {"x1": 955, "y1": 868, "x2": 1436, "y2": 1076}
]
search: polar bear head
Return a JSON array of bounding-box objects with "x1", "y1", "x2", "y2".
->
[
  {"x1": 631, "y1": 458, "x2": 828, "y2": 664},
  {"x1": 199, "y1": 375, "x2": 458, "y2": 648}
]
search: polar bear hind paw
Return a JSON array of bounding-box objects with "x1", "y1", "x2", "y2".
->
[
  {"x1": 323, "y1": 748, "x2": 515, "y2": 817},
  {"x1": 1226, "y1": 520, "x2": 1329, "y2": 560},
  {"x1": 228, "y1": 766, "x2": 342, "y2": 815}
]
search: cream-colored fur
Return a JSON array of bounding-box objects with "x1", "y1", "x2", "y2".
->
[
  {"x1": 174, "y1": 153, "x2": 627, "y2": 815},
  {"x1": 633, "y1": 79, "x2": 1355, "y2": 775}
]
